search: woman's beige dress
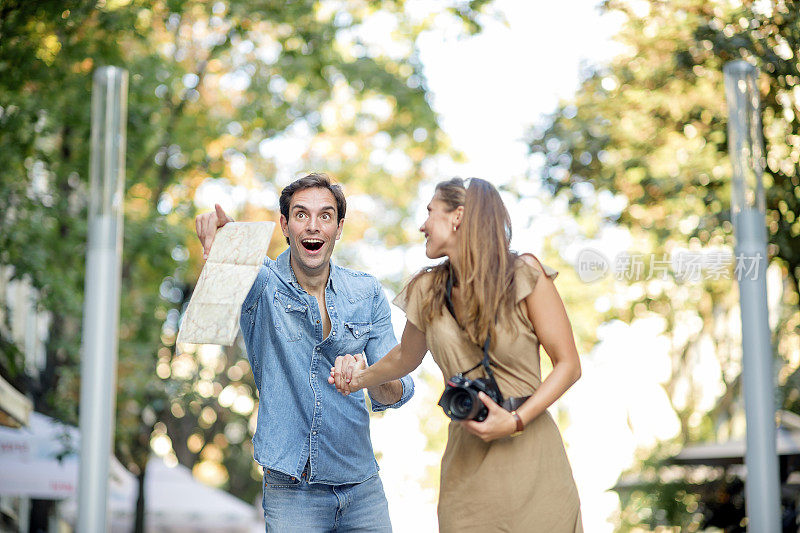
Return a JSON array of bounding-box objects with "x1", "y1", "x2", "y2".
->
[{"x1": 394, "y1": 259, "x2": 583, "y2": 533}]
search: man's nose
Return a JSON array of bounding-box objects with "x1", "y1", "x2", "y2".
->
[{"x1": 308, "y1": 216, "x2": 320, "y2": 231}]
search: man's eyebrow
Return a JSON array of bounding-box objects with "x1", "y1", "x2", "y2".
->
[{"x1": 291, "y1": 204, "x2": 336, "y2": 212}]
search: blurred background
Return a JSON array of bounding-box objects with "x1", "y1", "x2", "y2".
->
[{"x1": 2, "y1": 0, "x2": 799, "y2": 531}]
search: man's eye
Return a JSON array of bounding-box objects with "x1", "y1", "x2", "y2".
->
[
  {"x1": 321, "y1": 213, "x2": 330, "y2": 220},
  {"x1": 296, "y1": 213, "x2": 306, "y2": 219}
]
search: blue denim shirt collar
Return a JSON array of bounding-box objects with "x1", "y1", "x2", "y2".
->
[{"x1": 275, "y1": 248, "x2": 338, "y2": 294}]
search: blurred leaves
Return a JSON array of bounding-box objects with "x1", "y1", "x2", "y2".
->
[
  {"x1": 524, "y1": 0, "x2": 800, "y2": 528},
  {"x1": 0, "y1": 0, "x2": 493, "y2": 511}
]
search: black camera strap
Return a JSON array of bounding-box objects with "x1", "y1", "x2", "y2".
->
[{"x1": 445, "y1": 269, "x2": 504, "y2": 403}]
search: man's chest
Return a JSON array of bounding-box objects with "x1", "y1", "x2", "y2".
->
[{"x1": 263, "y1": 286, "x2": 374, "y2": 355}]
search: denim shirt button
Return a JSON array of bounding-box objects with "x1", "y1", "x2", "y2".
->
[
  {"x1": 312, "y1": 431, "x2": 317, "y2": 435},
  {"x1": 331, "y1": 331, "x2": 336, "y2": 336}
]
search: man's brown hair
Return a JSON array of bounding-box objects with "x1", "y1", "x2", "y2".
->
[{"x1": 279, "y1": 173, "x2": 347, "y2": 223}]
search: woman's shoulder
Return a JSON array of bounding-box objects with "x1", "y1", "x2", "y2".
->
[
  {"x1": 515, "y1": 253, "x2": 545, "y2": 272},
  {"x1": 512, "y1": 253, "x2": 559, "y2": 301},
  {"x1": 404, "y1": 266, "x2": 438, "y2": 295},
  {"x1": 514, "y1": 253, "x2": 558, "y2": 276},
  {"x1": 394, "y1": 267, "x2": 439, "y2": 322}
]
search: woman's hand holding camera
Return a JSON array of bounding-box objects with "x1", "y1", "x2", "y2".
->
[
  {"x1": 460, "y1": 392, "x2": 519, "y2": 442},
  {"x1": 328, "y1": 353, "x2": 367, "y2": 395}
]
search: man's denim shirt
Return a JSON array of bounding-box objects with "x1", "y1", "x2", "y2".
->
[{"x1": 240, "y1": 249, "x2": 414, "y2": 485}]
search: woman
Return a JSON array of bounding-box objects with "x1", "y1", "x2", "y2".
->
[{"x1": 330, "y1": 178, "x2": 583, "y2": 532}]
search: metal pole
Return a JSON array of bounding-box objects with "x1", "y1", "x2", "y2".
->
[
  {"x1": 77, "y1": 66, "x2": 128, "y2": 533},
  {"x1": 724, "y1": 60, "x2": 781, "y2": 532}
]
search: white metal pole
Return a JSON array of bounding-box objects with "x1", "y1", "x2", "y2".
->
[
  {"x1": 723, "y1": 59, "x2": 781, "y2": 532},
  {"x1": 77, "y1": 66, "x2": 128, "y2": 533}
]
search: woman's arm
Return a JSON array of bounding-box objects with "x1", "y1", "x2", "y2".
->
[
  {"x1": 462, "y1": 256, "x2": 581, "y2": 441},
  {"x1": 330, "y1": 319, "x2": 428, "y2": 395},
  {"x1": 515, "y1": 259, "x2": 581, "y2": 423}
]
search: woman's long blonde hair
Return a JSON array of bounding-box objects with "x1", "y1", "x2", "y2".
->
[{"x1": 409, "y1": 177, "x2": 517, "y2": 346}]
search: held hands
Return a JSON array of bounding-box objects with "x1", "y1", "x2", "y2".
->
[
  {"x1": 195, "y1": 203, "x2": 234, "y2": 259},
  {"x1": 327, "y1": 353, "x2": 367, "y2": 395},
  {"x1": 460, "y1": 392, "x2": 519, "y2": 442}
]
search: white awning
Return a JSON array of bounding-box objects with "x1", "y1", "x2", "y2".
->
[
  {"x1": 671, "y1": 426, "x2": 800, "y2": 466},
  {"x1": 0, "y1": 412, "x2": 262, "y2": 532},
  {"x1": 0, "y1": 411, "x2": 86, "y2": 498}
]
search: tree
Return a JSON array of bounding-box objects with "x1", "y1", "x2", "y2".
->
[
  {"x1": 525, "y1": 0, "x2": 800, "y2": 528},
  {"x1": 0, "y1": 0, "x2": 495, "y2": 527}
]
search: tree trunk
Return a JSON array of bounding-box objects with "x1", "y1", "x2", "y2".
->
[{"x1": 134, "y1": 466, "x2": 146, "y2": 533}]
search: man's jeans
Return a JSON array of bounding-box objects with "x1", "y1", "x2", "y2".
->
[{"x1": 262, "y1": 466, "x2": 392, "y2": 532}]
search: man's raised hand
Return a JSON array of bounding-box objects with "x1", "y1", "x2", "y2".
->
[{"x1": 194, "y1": 203, "x2": 234, "y2": 259}]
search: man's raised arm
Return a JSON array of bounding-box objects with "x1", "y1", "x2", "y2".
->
[{"x1": 195, "y1": 203, "x2": 234, "y2": 259}]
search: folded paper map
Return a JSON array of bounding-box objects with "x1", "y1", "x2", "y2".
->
[{"x1": 177, "y1": 221, "x2": 275, "y2": 345}]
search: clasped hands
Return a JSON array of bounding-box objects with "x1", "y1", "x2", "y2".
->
[
  {"x1": 327, "y1": 353, "x2": 367, "y2": 396},
  {"x1": 327, "y1": 354, "x2": 520, "y2": 442}
]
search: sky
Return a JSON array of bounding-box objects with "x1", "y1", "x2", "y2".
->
[{"x1": 415, "y1": 1, "x2": 623, "y2": 184}]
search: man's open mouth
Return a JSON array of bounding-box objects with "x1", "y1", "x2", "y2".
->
[{"x1": 301, "y1": 238, "x2": 324, "y2": 251}]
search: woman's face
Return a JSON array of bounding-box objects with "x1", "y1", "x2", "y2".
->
[{"x1": 420, "y1": 195, "x2": 461, "y2": 259}]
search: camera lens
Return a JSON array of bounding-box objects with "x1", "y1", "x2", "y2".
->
[
  {"x1": 441, "y1": 388, "x2": 482, "y2": 420},
  {"x1": 451, "y1": 391, "x2": 473, "y2": 418},
  {"x1": 438, "y1": 377, "x2": 488, "y2": 421}
]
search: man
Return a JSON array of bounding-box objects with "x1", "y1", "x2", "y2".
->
[{"x1": 195, "y1": 173, "x2": 413, "y2": 532}]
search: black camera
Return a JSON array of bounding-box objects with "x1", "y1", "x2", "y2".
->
[{"x1": 438, "y1": 375, "x2": 503, "y2": 421}]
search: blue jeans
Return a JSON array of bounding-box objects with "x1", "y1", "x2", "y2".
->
[{"x1": 262, "y1": 466, "x2": 392, "y2": 532}]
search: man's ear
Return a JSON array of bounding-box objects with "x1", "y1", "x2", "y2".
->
[
  {"x1": 280, "y1": 214, "x2": 289, "y2": 238},
  {"x1": 335, "y1": 218, "x2": 344, "y2": 241}
]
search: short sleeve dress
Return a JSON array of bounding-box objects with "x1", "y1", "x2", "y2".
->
[{"x1": 394, "y1": 258, "x2": 583, "y2": 533}]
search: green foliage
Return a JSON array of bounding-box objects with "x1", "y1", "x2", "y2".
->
[
  {"x1": 525, "y1": 0, "x2": 800, "y2": 528},
  {"x1": 0, "y1": 0, "x2": 494, "y2": 517}
]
